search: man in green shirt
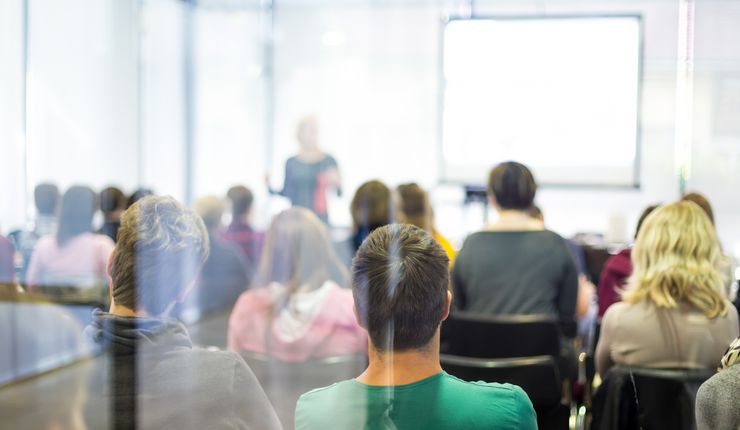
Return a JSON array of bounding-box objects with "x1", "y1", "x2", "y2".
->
[{"x1": 295, "y1": 224, "x2": 537, "y2": 430}]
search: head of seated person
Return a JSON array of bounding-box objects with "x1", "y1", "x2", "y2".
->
[
  {"x1": 56, "y1": 186, "x2": 97, "y2": 247},
  {"x1": 350, "y1": 180, "x2": 399, "y2": 249},
  {"x1": 487, "y1": 161, "x2": 542, "y2": 230},
  {"x1": 34, "y1": 182, "x2": 60, "y2": 218},
  {"x1": 353, "y1": 223, "x2": 451, "y2": 365},
  {"x1": 100, "y1": 186, "x2": 127, "y2": 222},
  {"x1": 226, "y1": 185, "x2": 254, "y2": 226},
  {"x1": 397, "y1": 182, "x2": 432, "y2": 232},
  {"x1": 109, "y1": 195, "x2": 209, "y2": 317}
]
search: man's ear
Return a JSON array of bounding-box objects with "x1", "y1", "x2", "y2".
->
[
  {"x1": 353, "y1": 304, "x2": 366, "y2": 329},
  {"x1": 440, "y1": 290, "x2": 452, "y2": 322}
]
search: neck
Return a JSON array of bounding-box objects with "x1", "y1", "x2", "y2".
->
[
  {"x1": 356, "y1": 335, "x2": 443, "y2": 386},
  {"x1": 488, "y1": 209, "x2": 543, "y2": 231},
  {"x1": 109, "y1": 299, "x2": 144, "y2": 318}
]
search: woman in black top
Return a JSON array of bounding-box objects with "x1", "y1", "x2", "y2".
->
[
  {"x1": 451, "y1": 162, "x2": 578, "y2": 331},
  {"x1": 268, "y1": 116, "x2": 341, "y2": 224}
]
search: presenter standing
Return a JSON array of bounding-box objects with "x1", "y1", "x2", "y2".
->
[{"x1": 267, "y1": 116, "x2": 341, "y2": 224}]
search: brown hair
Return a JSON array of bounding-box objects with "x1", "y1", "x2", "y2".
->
[
  {"x1": 396, "y1": 183, "x2": 432, "y2": 232},
  {"x1": 350, "y1": 180, "x2": 395, "y2": 229},
  {"x1": 352, "y1": 224, "x2": 449, "y2": 352},
  {"x1": 255, "y1": 208, "x2": 348, "y2": 302},
  {"x1": 634, "y1": 204, "x2": 660, "y2": 239},
  {"x1": 111, "y1": 196, "x2": 209, "y2": 315},
  {"x1": 487, "y1": 161, "x2": 537, "y2": 210},
  {"x1": 227, "y1": 185, "x2": 254, "y2": 220},
  {"x1": 681, "y1": 192, "x2": 714, "y2": 225},
  {"x1": 99, "y1": 186, "x2": 126, "y2": 215},
  {"x1": 56, "y1": 186, "x2": 96, "y2": 247}
]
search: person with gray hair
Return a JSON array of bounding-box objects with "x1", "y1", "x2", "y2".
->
[{"x1": 85, "y1": 195, "x2": 281, "y2": 430}]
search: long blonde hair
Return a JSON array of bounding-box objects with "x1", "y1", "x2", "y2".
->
[{"x1": 623, "y1": 200, "x2": 728, "y2": 318}]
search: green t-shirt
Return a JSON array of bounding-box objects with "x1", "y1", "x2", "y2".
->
[{"x1": 295, "y1": 372, "x2": 537, "y2": 430}]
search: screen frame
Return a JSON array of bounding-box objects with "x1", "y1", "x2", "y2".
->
[{"x1": 437, "y1": 13, "x2": 645, "y2": 190}]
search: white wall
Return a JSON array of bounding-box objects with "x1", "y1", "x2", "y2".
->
[
  {"x1": 4, "y1": 0, "x2": 740, "y2": 257},
  {"x1": 0, "y1": 0, "x2": 26, "y2": 232}
]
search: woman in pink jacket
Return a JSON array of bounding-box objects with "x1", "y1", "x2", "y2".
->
[{"x1": 228, "y1": 207, "x2": 366, "y2": 361}]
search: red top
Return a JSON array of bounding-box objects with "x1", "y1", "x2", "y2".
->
[{"x1": 597, "y1": 248, "x2": 633, "y2": 317}]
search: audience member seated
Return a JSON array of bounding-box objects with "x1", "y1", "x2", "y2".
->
[
  {"x1": 224, "y1": 185, "x2": 264, "y2": 266},
  {"x1": 682, "y1": 191, "x2": 737, "y2": 296},
  {"x1": 9, "y1": 183, "x2": 60, "y2": 282},
  {"x1": 396, "y1": 182, "x2": 456, "y2": 262},
  {"x1": 228, "y1": 207, "x2": 365, "y2": 361},
  {"x1": 126, "y1": 187, "x2": 154, "y2": 209},
  {"x1": 192, "y1": 196, "x2": 252, "y2": 315},
  {"x1": 98, "y1": 186, "x2": 127, "y2": 242},
  {"x1": 696, "y1": 338, "x2": 740, "y2": 430},
  {"x1": 595, "y1": 201, "x2": 739, "y2": 376},
  {"x1": 295, "y1": 224, "x2": 537, "y2": 430},
  {"x1": 85, "y1": 195, "x2": 281, "y2": 430},
  {"x1": 528, "y1": 204, "x2": 595, "y2": 322},
  {"x1": 336, "y1": 180, "x2": 398, "y2": 267},
  {"x1": 597, "y1": 204, "x2": 659, "y2": 317},
  {"x1": 451, "y1": 162, "x2": 578, "y2": 331},
  {"x1": 0, "y1": 234, "x2": 14, "y2": 285},
  {"x1": 26, "y1": 186, "x2": 114, "y2": 289}
]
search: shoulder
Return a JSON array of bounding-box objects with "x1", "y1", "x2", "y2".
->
[
  {"x1": 698, "y1": 365, "x2": 740, "y2": 406},
  {"x1": 297, "y1": 379, "x2": 353, "y2": 404},
  {"x1": 442, "y1": 374, "x2": 536, "y2": 426}
]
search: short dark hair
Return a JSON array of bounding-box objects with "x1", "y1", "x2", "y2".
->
[
  {"x1": 127, "y1": 188, "x2": 154, "y2": 209},
  {"x1": 681, "y1": 192, "x2": 714, "y2": 225},
  {"x1": 226, "y1": 185, "x2": 254, "y2": 219},
  {"x1": 99, "y1": 186, "x2": 126, "y2": 214},
  {"x1": 635, "y1": 204, "x2": 660, "y2": 239},
  {"x1": 352, "y1": 224, "x2": 449, "y2": 352},
  {"x1": 111, "y1": 196, "x2": 209, "y2": 315},
  {"x1": 34, "y1": 183, "x2": 60, "y2": 216},
  {"x1": 487, "y1": 161, "x2": 537, "y2": 210},
  {"x1": 351, "y1": 180, "x2": 394, "y2": 229},
  {"x1": 56, "y1": 186, "x2": 96, "y2": 247}
]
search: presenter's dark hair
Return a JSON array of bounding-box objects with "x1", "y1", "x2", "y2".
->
[
  {"x1": 352, "y1": 224, "x2": 449, "y2": 351},
  {"x1": 488, "y1": 161, "x2": 537, "y2": 210}
]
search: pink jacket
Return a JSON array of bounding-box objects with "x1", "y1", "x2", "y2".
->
[
  {"x1": 26, "y1": 233, "x2": 114, "y2": 287},
  {"x1": 227, "y1": 281, "x2": 367, "y2": 362}
]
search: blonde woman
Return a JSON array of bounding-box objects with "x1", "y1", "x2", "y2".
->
[
  {"x1": 595, "y1": 201, "x2": 739, "y2": 375},
  {"x1": 228, "y1": 208, "x2": 366, "y2": 361}
]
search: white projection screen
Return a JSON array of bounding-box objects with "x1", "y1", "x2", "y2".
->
[{"x1": 441, "y1": 16, "x2": 642, "y2": 187}]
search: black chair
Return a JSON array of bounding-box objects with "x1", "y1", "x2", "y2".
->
[
  {"x1": 591, "y1": 366, "x2": 715, "y2": 430},
  {"x1": 440, "y1": 312, "x2": 561, "y2": 358},
  {"x1": 440, "y1": 312, "x2": 572, "y2": 430},
  {"x1": 241, "y1": 351, "x2": 367, "y2": 430}
]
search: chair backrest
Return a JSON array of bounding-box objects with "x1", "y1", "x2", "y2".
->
[
  {"x1": 440, "y1": 312, "x2": 561, "y2": 358},
  {"x1": 440, "y1": 354, "x2": 562, "y2": 409},
  {"x1": 241, "y1": 351, "x2": 367, "y2": 430},
  {"x1": 592, "y1": 366, "x2": 716, "y2": 430}
]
